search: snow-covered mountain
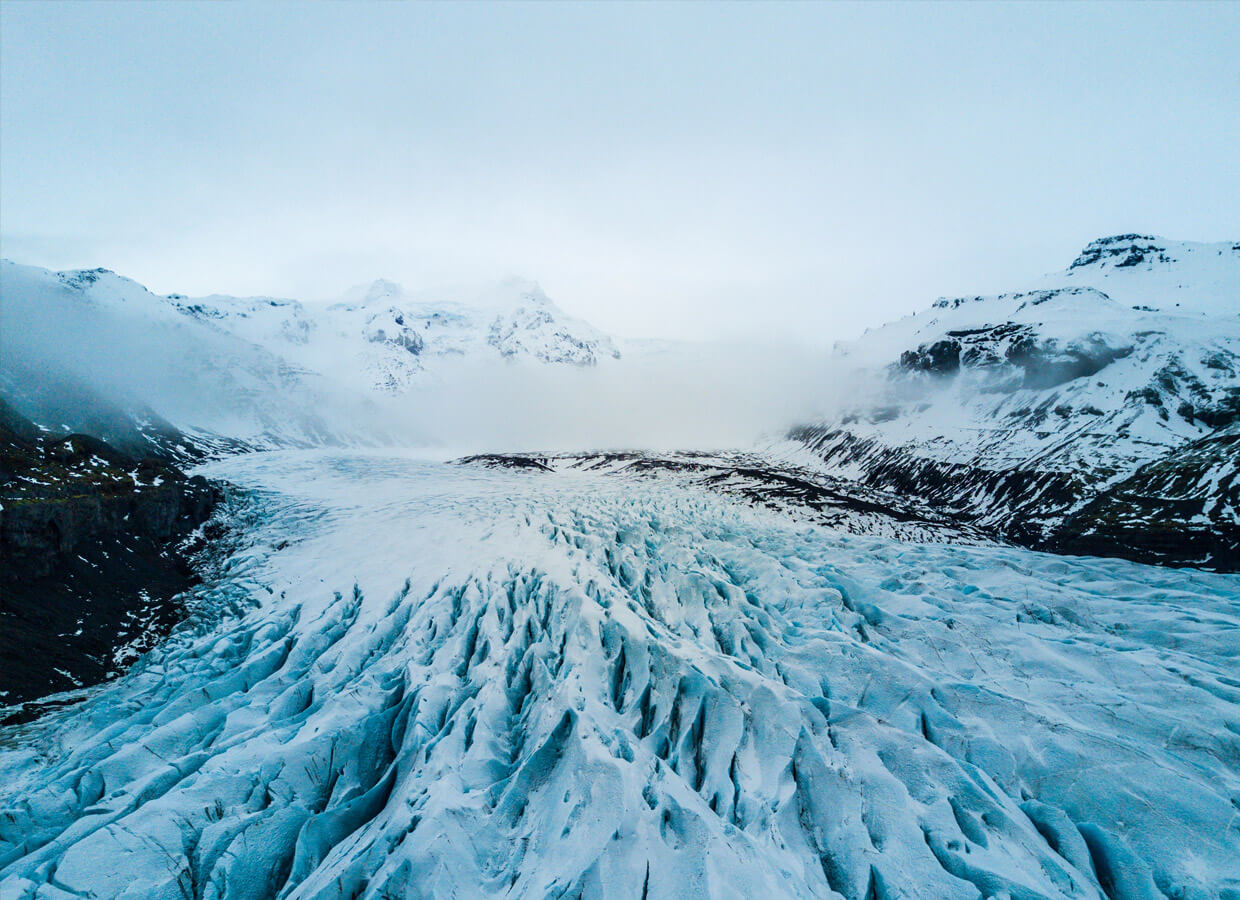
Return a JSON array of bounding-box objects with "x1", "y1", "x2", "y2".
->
[
  {"x1": 787, "y1": 235, "x2": 1240, "y2": 569},
  {"x1": 5, "y1": 239, "x2": 1236, "y2": 568},
  {"x1": 169, "y1": 276, "x2": 620, "y2": 395},
  {"x1": 0, "y1": 262, "x2": 621, "y2": 449},
  {"x1": 1, "y1": 261, "x2": 352, "y2": 454}
]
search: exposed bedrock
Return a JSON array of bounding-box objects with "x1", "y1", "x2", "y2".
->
[
  {"x1": 1, "y1": 399, "x2": 222, "y2": 712},
  {"x1": 789, "y1": 424, "x2": 1239, "y2": 572},
  {"x1": 896, "y1": 329, "x2": 1133, "y2": 391}
]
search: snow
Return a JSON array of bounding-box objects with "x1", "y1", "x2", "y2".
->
[
  {"x1": 1, "y1": 260, "x2": 362, "y2": 449},
  {"x1": 793, "y1": 237, "x2": 1240, "y2": 548},
  {"x1": 1054, "y1": 236, "x2": 1240, "y2": 318},
  {"x1": 827, "y1": 239, "x2": 1238, "y2": 476},
  {"x1": 3, "y1": 450, "x2": 1237, "y2": 898},
  {"x1": 1, "y1": 260, "x2": 624, "y2": 450},
  {"x1": 170, "y1": 276, "x2": 621, "y2": 396}
]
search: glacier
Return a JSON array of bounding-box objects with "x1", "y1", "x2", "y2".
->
[{"x1": 2, "y1": 451, "x2": 1238, "y2": 899}]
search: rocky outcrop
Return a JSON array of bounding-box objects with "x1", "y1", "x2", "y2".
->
[
  {"x1": 1069, "y1": 234, "x2": 1172, "y2": 269},
  {"x1": 3, "y1": 467, "x2": 216, "y2": 578},
  {"x1": 788, "y1": 425, "x2": 1088, "y2": 547},
  {"x1": 0, "y1": 399, "x2": 222, "y2": 716},
  {"x1": 1050, "y1": 427, "x2": 1239, "y2": 569},
  {"x1": 895, "y1": 318, "x2": 1133, "y2": 390},
  {"x1": 789, "y1": 421, "x2": 1239, "y2": 571},
  {"x1": 1004, "y1": 334, "x2": 1132, "y2": 390},
  {"x1": 898, "y1": 338, "x2": 961, "y2": 375},
  {"x1": 362, "y1": 306, "x2": 424, "y2": 355}
]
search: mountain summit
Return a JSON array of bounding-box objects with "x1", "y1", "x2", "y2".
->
[{"x1": 791, "y1": 236, "x2": 1239, "y2": 568}]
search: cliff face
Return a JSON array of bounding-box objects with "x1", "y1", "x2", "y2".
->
[
  {"x1": 0, "y1": 399, "x2": 221, "y2": 717},
  {"x1": 2, "y1": 471, "x2": 217, "y2": 576}
]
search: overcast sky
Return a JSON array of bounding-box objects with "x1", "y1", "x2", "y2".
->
[{"x1": 2, "y1": 1, "x2": 1237, "y2": 342}]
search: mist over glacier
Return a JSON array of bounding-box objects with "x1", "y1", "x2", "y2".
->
[
  {"x1": 0, "y1": 260, "x2": 857, "y2": 453},
  {"x1": 376, "y1": 344, "x2": 849, "y2": 453}
]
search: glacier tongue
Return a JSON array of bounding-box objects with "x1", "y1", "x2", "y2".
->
[{"x1": 2, "y1": 451, "x2": 1238, "y2": 899}]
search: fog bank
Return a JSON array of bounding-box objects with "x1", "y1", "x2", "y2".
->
[{"x1": 2, "y1": 261, "x2": 870, "y2": 453}]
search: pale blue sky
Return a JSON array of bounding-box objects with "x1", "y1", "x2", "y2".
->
[{"x1": 2, "y1": 1, "x2": 1237, "y2": 341}]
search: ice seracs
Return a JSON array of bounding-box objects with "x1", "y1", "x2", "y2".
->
[{"x1": 2, "y1": 451, "x2": 1236, "y2": 898}]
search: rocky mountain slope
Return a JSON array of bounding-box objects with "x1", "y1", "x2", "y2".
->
[
  {"x1": 787, "y1": 235, "x2": 1240, "y2": 570},
  {"x1": 0, "y1": 399, "x2": 220, "y2": 716}
]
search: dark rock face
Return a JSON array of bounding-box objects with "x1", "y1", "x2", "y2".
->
[
  {"x1": 1070, "y1": 234, "x2": 1170, "y2": 269},
  {"x1": 896, "y1": 321, "x2": 1131, "y2": 391},
  {"x1": 1194, "y1": 387, "x2": 1240, "y2": 428},
  {"x1": 2, "y1": 469, "x2": 216, "y2": 577},
  {"x1": 788, "y1": 425, "x2": 1085, "y2": 547},
  {"x1": 0, "y1": 398, "x2": 222, "y2": 717},
  {"x1": 363, "y1": 307, "x2": 424, "y2": 356},
  {"x1": 789, "y1": 422, "x2": 1239, "y2": 572},
  {"x1": 899, "y1": 339, "x2": 961, "y2": 375},
  {"x1": 1050, "y1": 430, "x2": 1239, "y2": 570},
  {"x1": 1005, "y1": 335, "x2": 1132, "y2": 390}
]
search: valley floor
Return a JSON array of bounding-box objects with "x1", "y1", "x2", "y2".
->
[{"x1": 2, "y1": 450, "x2": 1238, "y2": 899}]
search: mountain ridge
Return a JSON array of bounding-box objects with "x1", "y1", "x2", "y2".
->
[
  {"x1": 789, "y1": 235, "x2": 1239, "y2": 569},
  {"x1": 4, "y1": 235, "x2": 1235, "y2": 568},
  {"x1": 0, "y1": 260, "x2": 622, "y2": 448}
]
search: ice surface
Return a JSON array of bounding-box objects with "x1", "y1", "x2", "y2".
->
[{"x1": 2, "y1": 451, "x2": 1238, "y2": 898}]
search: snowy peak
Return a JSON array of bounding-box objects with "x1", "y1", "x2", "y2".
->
[
  {"x1": 2, "y1": 258, "x2": 622, "y2": 415},
  {"x1": 0, "y1": 260, "x2": 361, "y2": 450},
  {"x1": 357, "y1": 277, "x2": 403, "y2": 306},
  {"x1": 850, "y1": 234, "x2": 1238, "y2": 371},
  {"x1": 338, "y1": 276, "x2": 550, "y2": 314},
  {"x1": 54, "y1": 266, "x2": 150, "y2": 301},
  {"x1": 924, "y1": 236, "x2": 1238, "y2": 322},
  {"x1": 796, "y1": 234, "x2": 1240, "y2": 568},
  {"x1": 0, "y1": 261, "x2": 184, "y2": 327},
  {"x1": 313, "y1": 277, "x2": 621, "y2": 388},
  {"x1": 485, "y1": 287, "x2": 620, "y2": 366},
  {"x1": 1055, "y1": 235, "x2": 1239, "y2": 317},
  {"x1": 1068, "y1": 233, "x2": 1176, "y2": 271}
]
